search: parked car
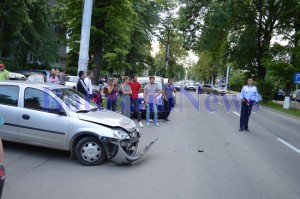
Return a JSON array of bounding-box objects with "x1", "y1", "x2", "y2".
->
[
  {"x1": 17, "y1": 70, "x2": 50, "y2": 82},
  {"x1": 8, "y1": 72, "x2": 26, "y2": 81},
  {"x1": 65, "y1": 75, "x2": 79, "y2": 89},
  {"x1": 173, "y1": 82, "x2": 181, "y2": 91},
  {"x1": 185, "y1": 82, "x2": 197, "y2": 91},
  {"x1": 0, "y1": 81, "x2": 155, "y2": 166},
  {"x1": 291, "y1": 89, "x2": 300, "y2": 101},
  {"x1": 202, "y1": 84, "x2": 226, "y2": 95},
  {"x1": 273, "y1": 88, "x2": 285, "y2": 101}
]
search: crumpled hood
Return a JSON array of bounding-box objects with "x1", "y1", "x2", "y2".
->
[{"x1": 78, "y1": 110, "x2": 137, "y2": 132}]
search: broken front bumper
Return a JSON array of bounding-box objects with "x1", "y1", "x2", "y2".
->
[{"x1": 101, "y1": 137, "x2": 158, "y2": 165}]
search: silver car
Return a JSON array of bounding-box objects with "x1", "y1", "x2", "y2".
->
[
  {"x1": 202, "y1": 84, "x2": 226, "y2": 95},
  {"x1": 0, "y1": 81, "x2": 155, "y2": 166}
]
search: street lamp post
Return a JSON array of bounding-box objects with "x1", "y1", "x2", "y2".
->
[{"x1": 78, "y1": 0, "x2": 93, "y2": 74}]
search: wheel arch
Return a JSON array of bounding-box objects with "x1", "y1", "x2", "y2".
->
[{"x1": 69, "y1": 132, "x2": 102, "y2": 152}]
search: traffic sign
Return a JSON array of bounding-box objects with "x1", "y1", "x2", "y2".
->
[{"x1": 294, "y1": 72, "x2": 300, "y2": 84}]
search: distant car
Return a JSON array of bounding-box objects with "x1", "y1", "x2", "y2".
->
[
  {"x1": 185, "y1": 82, "x2": 197, "y2": 91},
  {"x1": 291, "y1": 89, "x2": 300, "y2": 102},
  {"x1": 273, "y1": 89, "x2": 285, "y2": 101},
  {"x1": 65, "y1": 75, "x2": 79, "y2": 89},
  {"x1": 17, "y1": 70, "x2": 50, "y2": 81},
  {"x1": 8, "y1": 72, "x2": 26, "y2": 81},
  {"x1": 173, "y1": 82, "x2": 181, "y2": 91},
  {"x1": 202, "y1": 84, "x2": 226, "y2": 95}
]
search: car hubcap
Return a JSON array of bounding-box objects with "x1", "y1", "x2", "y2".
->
[{"x1": 81, "y1": 142, "x2": 101, "y2": 162}]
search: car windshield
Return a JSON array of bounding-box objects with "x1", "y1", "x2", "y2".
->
[
  {"x1": 137, "y1": 78, "x2": 162, "y2": 90},
  {"x1": 51, "y1": 88, "x2": 98, "y2": 112}
]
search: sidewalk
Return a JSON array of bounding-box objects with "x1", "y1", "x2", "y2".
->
[
  {"x1": 228, "y1": 90, "x2": 300, "y2": 110},
  {"x1": 272, "y1": 100, "x2": 300, "y2": 110}
]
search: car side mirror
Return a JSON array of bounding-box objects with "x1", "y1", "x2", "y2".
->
[{"x1": 0, "y1": 114, "x2": 4, "y2": 125}]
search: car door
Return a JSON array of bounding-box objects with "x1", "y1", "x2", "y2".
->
[
  {"x1": 19, "y1": 87, "x2": 69, "y2": 149},
  {"x1": 0, "y1": 85, "x2": 20, "y2": 141}
]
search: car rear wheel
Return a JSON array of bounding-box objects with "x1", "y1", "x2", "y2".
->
[{"x1": 75, "y1": 136, "x2": 107, "y2": 166}]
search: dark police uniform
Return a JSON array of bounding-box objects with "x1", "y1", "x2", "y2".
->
[{"x1": 239, "y1": 85, "x2": 259, "y2": 131}]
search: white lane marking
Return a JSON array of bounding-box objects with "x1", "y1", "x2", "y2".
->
[
  {"x1": 232, "y1": 111, "x2": 240, "y2": 116},
  {"x1": 277, "y1": 138, "x2": 300, "y2": 154},
  {"x1": 218, "y1": 102, "x2": 223, "y2": 105}
]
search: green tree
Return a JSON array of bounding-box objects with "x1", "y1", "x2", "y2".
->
[
  {"x1": 126, "y1": 0, "x2": 160, "y2": 75},
  {"x1": 178, "y1": 0, "x2": 287, "y2": 81},
  {"x1": 0, "y1": 0, "x2": 58, "y2": 67},
  {"x1": 58, "y1": 0, "x2": 136, "y2": 83}
]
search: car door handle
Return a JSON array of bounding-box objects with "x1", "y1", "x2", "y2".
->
[{"x1": 22, "y1": 114, "x2": 30, "y2": 120}]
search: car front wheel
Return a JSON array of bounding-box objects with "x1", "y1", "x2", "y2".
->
[{"x1": 75, "y1": 136, "x2": 107, "y2": 166}]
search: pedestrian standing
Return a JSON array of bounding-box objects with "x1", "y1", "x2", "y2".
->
[
  {"x1": 59, "y1": 68, "x2": 67, "y2": 85},
  {"x1": 198, "y1": 84, "x2": 202, "y2": 94},
  {"x1": 77, "y1": 71, "x2": 88, "y2": 96},
  {"x1": 84, "y1": 70, "x2": 93, "y2": 99},
  {"x1": 0, "y1": 64, "x2": 9, "y2": 81},
  {"x1": 107, "y1": 78, "x2": 118, "y2": 112},
  {"x1": 239, "y1": 78, "x2": 259, "y2": 131},
  {"x1": 143, "y1": 76, "x2": 161, "y2": 127},
  {"x1": 162, "y1": 78, "x2": 175, "y2": 122},
  {"x1": 129, "y1": 75, "x2": 144, "y2": 127},
  {"x1": 121, "y1": 76, "x2": 132, "y2": 118}
]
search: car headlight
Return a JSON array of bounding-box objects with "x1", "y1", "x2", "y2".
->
[{"x1": 113, "y1": 129, "x2": 130, "y2": 139}]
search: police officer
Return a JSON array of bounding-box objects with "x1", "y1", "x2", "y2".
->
[{"x1": 239, "y1": 78, "x2": 259, "y2": 131}]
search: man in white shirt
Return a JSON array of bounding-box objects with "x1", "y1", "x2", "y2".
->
[{"x1": 84, "y1": 70, "x2": 93, "y2": 99}]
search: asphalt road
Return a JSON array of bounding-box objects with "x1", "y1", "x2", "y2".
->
[{"x1": 2, "y1": 92, "x2": 300, "y2": 199}]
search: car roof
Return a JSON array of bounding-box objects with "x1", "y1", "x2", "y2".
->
[{"x1": 0, "y1": 81, "x2": 66, "y2": 89}]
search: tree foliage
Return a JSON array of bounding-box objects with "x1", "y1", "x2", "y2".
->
[{"x1": 0, "y1": 0, "x2": 58, "y2": 67}]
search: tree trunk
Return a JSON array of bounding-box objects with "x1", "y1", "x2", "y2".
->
[{"x1": 92, "y1": 39, "x2": 103, "y2": 85}]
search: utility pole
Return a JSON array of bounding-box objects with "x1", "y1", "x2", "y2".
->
[
  {"x1": 165, "y1": 28, "x2": 170, "y2": 69},
  {"x1": 78, "y1": 0, "x2": 93, "y2": 74},
  {"x1": 225, "y1": 63, "x2": 230, "y2": 91}
]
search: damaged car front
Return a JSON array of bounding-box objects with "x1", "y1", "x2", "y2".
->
[{"x1": 51, "y1": 87, "x2": 156, "y2": 166}]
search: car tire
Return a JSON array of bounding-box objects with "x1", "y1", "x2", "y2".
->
[{"x1": 75, "y1": 136, "x2": 107, "y2": 166}]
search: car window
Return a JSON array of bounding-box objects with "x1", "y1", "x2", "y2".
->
[
  {"x1": 24, "y1": 88, "x2": 64, "y2": 114},
  {"x1": 51, "y1": 88, "x2": 98, "y2": 112},
  {"x1": 0, "y1": 85, "x2": 19, "y2": 106}
]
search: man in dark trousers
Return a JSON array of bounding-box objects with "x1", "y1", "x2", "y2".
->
[
  {"x1": 239, "y1": 78, "x2": 259, "y2": 131},
  {"x1": 162, "y1": 78, "x2": 175, "y2": 122},
  {"x1": 129, "y1": 75, "x2": 143, "y2": 127}
]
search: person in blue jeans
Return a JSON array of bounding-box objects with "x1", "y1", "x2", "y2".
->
[{"x1": 143, "y1": 76, "x2": 161, "y2": 126}]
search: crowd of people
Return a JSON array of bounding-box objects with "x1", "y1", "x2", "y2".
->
[{"x1": 75, "y1": 71, "x2": 176, "y2": 128}]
